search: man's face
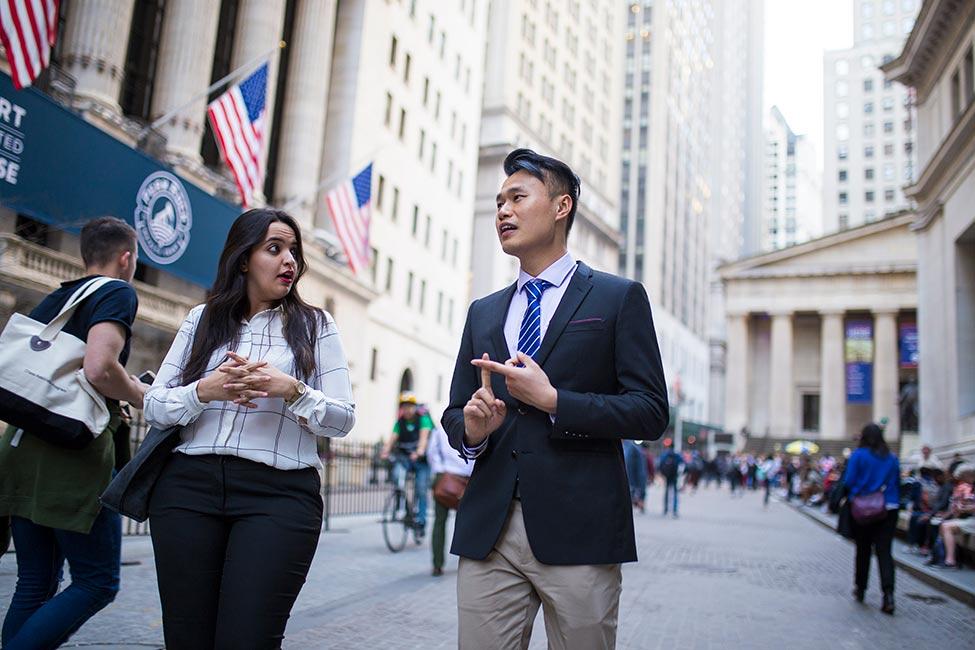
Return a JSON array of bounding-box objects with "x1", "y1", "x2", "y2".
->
[
  {"x1": 495, "y1": 170, "x2": 566, "y2": 257},
  {"x1": 401, "y1": 404, "x2": 417, "y2": 419},
  {"x1": 922, "y1": 446, "x2": 931, "y2": 458}
]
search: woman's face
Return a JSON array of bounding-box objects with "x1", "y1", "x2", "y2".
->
[{"x1": 245, "y1": 221, "x2": 298, "y2": 309}]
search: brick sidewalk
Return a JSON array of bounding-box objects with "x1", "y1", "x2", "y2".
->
[{"x1": 2, "y1": 485, "x2": 974, "y2": 648}]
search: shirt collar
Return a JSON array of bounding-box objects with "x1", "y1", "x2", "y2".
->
[{"x1": 516, "y1": 251, "x2": 577, "y2": 292}]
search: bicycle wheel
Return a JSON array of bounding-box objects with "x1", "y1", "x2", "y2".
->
[{"x1": 382, "y1": 489, "x2": 408, "y2": 553}]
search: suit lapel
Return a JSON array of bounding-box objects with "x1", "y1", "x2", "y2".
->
[
  {"x1": 488, "y1": 281, "x2": 517, "y2": 363},
  {"x1": 534, "y1": 262, "x2": 594, "y2": 367}
]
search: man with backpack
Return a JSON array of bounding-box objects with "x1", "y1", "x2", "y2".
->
[
  {"x1": 658, "y1": 441, "x2": 683, "y2": 518},
  {"x1": 0, "y1": 217, "x2": 146, "y2": 648}
]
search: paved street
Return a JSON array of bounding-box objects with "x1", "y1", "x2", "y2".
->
[{"x1": 2, "y1": 485, "x2": 974, "y2": 649}]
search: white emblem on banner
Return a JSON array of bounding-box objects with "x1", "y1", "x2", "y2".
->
[{"x1": 134, "y1": 171, "x2": 192, "y2": 265}]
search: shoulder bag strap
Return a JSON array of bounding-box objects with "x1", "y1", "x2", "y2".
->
[{"x1": 38, "y1": 277, "x2": 125, "y2": 341}]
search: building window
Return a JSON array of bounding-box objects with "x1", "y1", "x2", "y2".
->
[
  {"x1": 839, "y1": 214, "x2": 849, "y2": 229},
  {"x1": 418, "y1": 128, "x2": 426, "y2": 159},
  {"x1": 834, "y1": 59, "x2": 849, "y2": 75},
  {"x1": 951, "y1": 70, "x2": 962, "y2": 117},
  {"x1": 802, "y1": 394, "x2": 820, "y2": 432},
  {"x1": 369, "y1": 348, "x2": 378, "y2": 381},
  {"x1": 835, "y1": 80, "x2": 849, "y2": 97},
  {"x1": 419, "y1": 279, "x2": 427, "y2": 313},
  {"x1": 422, "y1": 77, "x2": 429, "y2": 106},
  {"x1": 389, "y1": 35, "x2": 398, "y2": 67},
  {"x1": 864, "y1": 123, "x2": 875, "y2": 137},
  {"x1": 838, "y1": 144, "x2": 849, "y2": 160},
  {"x1": 385, "y1": 257, "x2": 394, "y2": 292},
  {"x1": 865, "y1": 144, "x2": 875, "y2": 158},
  {"x1": 883, "y1": 121, "x2": 894, "y2": 134},
  {"x1": 14, "y1": 214, "x2": 51, "y2": 247},
  {"x1": 965, "y1": 46, "x2": 974, "y2": 104},
  {"x1": 884, "y1": 188, "x2": 895, "y2": 202},
  {"x1": 863, "y1": 101, "x2": 874, "y2": 114},
  {"x1": 391, "y1": 187, "x2": 399, "y2": 221},
  {"x1": 384, "y1": 92, "x2": 393, "y2": 127},
  {"x1": 377, "y1": 175, "x2": 386, "y2": 209},
  {"x1": 398, "y1": 108, "x2": 406, "y2": 140},
  {"x1": 403, "y1": 53, "x2": 411, "y2": 84},
  {"x1": 424, "y1": 215, "x2": 432, "y2": 247},
  {"x1": 406, "y1": 271, "x2": 414, "y2": 305},
  {"x1": 411, "y1": 205, "x2": 419, "y2": 236},
  {"x1": 865, "y1": 168, "x2": 875, "y2": 180},
  {"x1": 883, "y1": 163, "x2": 895, "y2": 181},
  {"x1": 884, "y1": 143, "x2": 894, "y2": 156},
  {"x1": 863, "y1": 78, "x2": 874, "y2": 92},
  {"x1": 865, "y1": 190, "x2": 875, "y2": 203},
  {"x1": 838, "y1": 169, "x2": 848, "y2": 182},
  {"x1": 839, "y1": 191, "x2": 848, "y2": 205}
]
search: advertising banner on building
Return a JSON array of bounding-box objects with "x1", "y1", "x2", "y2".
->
[
  {"x1": 899, "y1": 321, "x2": 919, "y2": 368},
  {"x1": 845, "y1": 319, "x2": 873, "y2": 404},
  {"x1": 0, "y1": 72, "x2": 239, "y2": 287}
]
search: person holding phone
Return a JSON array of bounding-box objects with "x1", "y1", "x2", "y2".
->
[{"x1": 142, "y1": 209, "x2": 355, "y2": 649}]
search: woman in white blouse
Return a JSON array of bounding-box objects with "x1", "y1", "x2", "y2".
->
[{"x1": 143, "y1": 209, "x2": 355, "y2": 649}]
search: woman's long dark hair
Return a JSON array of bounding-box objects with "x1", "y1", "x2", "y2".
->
[
  {"x1": 858, "y1": 422, "x2": 890, "y2": 457},
  {"x1": 178, "y1": 209, "x2": 322, "y2": 385}
]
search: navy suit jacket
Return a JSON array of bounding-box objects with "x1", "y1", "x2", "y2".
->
[{"x1": 441, "y1": 262, "x2": 669, "y2": 565}]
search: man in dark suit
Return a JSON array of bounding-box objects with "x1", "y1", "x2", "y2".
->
[{"x1": 442, "y1": 149, "x2": 668, "y2": 649}]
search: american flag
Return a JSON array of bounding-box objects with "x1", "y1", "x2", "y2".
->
[
  {"x1": 207, "y1": 62, "x2": 268, "y2": 207},
  {"x1": 0, "y1": 0, "x2": 59, "y2": 90},
  {"x1": 325, "y1": 164, "x2": 373, "y2": 274}
]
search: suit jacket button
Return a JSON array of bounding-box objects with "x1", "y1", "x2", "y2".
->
[
  {"x1": 518, "y1": 406, "x2": 528, "y2": 415},
  {"x1": 511, "y1": 450, "x2": 517, "y2": 459}
]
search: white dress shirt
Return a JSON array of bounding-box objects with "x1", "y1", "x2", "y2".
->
[
  {"x1": 428, "y1": 424, "x2": 474, "y2": 477},
  {"x1": 144, "y1": 304, "x2": 356, "y2": 470},
  {"x1": 465, "y1": 251, "x2": 578, "y2": 457}
]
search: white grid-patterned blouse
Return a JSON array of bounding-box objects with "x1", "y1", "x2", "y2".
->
[{"x1": 144, "y1": 304, "x2": 356, "y2": 470}]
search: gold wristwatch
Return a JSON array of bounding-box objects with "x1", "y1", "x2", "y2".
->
[{"x1": 285, "y1": 380, "x2": 307, "y2": 406}]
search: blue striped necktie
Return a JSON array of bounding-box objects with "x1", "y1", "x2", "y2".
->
[{"x1": 517, "y1": 279, "x2": 552, "y2": 359}]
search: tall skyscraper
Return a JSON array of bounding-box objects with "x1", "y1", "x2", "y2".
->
[
  {"x1": 762, "y1": 106, "x2": 823, "y2": 251},
  {"x1": 472, "y1": 0, "x2": 625, "y2": 299},
  {"x1": 823, "y1": 0, "x2": 920, "y2": 233},
  {"x1": 707, "y1": 0, "x2": 764, "y2": 426},
  {"x1": 321, "y1": 0, "x2": 489, "y2": 436}
]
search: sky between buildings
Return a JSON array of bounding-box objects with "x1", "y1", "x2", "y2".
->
[{"x1": 764, "y1": 0, "x2": 854, "y2": 172}]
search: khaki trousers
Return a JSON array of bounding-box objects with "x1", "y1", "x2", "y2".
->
[{"x1": 457, "y1": 500, "x2": 622, "y2": 650}]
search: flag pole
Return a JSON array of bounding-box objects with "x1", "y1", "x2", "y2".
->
[
  {"x1": 137, "y1": 41, "x2": 286, "y2": 141},
  {"x1": 279, "y1": 146, "x2": 386, "y2": 214}
]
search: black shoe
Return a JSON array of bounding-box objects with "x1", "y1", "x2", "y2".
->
[
  {"x1": 852, "y1": 588, "x2": 865, "y2": 603},
  {"x1": 881, "y1": 592, "x2": 895, "y2": 615}
]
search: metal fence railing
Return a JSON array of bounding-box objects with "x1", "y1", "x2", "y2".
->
[{"x1": 124, "y1": 417, "x2": 394, "y2": 535}]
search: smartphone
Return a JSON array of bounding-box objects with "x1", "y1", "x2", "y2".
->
[{"x1": 137, "y1": 370, "x2": 156, "y2": 385}]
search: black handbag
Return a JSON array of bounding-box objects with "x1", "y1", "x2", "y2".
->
[{"x1": 100, "y1": 425, "x2": 182, "y2": 522}]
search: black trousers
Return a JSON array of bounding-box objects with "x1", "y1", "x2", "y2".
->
[
  {"x1": 853, "y1": 509, "x2": 898, "y2": 594},
  {"x1": 148, "y1": 453, "x2": 323, "y2": 650}
]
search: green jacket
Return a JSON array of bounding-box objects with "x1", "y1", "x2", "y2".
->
[{"x1": 0, "y1": 414, "x2": 120, "y2": 534}]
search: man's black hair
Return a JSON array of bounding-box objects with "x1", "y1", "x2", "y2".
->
[
  {"x1": 502, "y1": 148, "x2": 581, "y2": 237},
  {"x1": 80, "y1": 216, "x2": 137, "y2": 268}
]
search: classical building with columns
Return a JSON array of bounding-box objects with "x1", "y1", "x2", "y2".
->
[
  {"x1": 882, "y1": 0, "x2": 975, "y2": 463},
  {"x1": 0, "y1": 0, "x2": 489, "y2": 441},
  {"x1": 719, "y1": 213, "x2": 918, "y2": 453}
]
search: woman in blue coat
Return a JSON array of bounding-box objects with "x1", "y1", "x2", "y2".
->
[{"x1": 843, "y1": 422, "x2": 900, "y2": 615}]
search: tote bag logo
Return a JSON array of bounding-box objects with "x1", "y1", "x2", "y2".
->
[{"x1": 134, "y1": 171, "x2": 192, "y2": 264}]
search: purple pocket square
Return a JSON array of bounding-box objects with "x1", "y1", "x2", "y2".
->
[{"x1": 568, "y1": 317, "x2": 604, "y2": 325}]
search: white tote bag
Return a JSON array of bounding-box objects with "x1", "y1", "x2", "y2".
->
[{"x1": 0, "y1": 277, "x2": 123, "y2": 448}]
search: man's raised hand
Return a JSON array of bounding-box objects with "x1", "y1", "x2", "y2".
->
[
  {"x1": 471, "y1": 352, "x2": 558, "y2": 415},
  {"x1": 463, "y1": 353, "x2": 507, "y2": 446}
]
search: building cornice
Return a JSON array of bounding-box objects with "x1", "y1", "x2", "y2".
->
[
  {"x1": 902, "y1": 99, "x2": 975, "y2": 204},
  {"x1": 725, "y1": 262, "x2": 917, "y2": 281},
  {"x1": 882, "y1": 0, "x2": 975, "y2": 101},
  {"x1": 718, "y1": 212, "x2": 914, "y2": 277}
]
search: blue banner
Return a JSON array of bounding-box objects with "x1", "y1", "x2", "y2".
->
[
  {"x1": 899, "y1": 322, "x2": 919, "y2": 368},
  {"x1": 845, "y1": 320, "x2": 873, "y2": 404},
  {"x1": 0, "y1": 72, "x2": 239, "y2": 287}
]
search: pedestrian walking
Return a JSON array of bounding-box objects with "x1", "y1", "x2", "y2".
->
[
  {"x1": 442, "y1": 148, "x2": 669, "y2": 649},
  {"x1": 0, "y1": 217, "x2": 147, "y2": 649},
  {"x1": 426, "y1": 422, "x2": 473, "y2": 576},
  {"x1": 623, "y1": 439, "x2": 649, "y2": 512},
  {"x1": 843, "y1": 423, "x2": 900, "y2": 615},
  {"x1": 141, "y1": 209, "x2": 356, "y2": 648},
  {"x1": 658, "y1": 442, "x2": 683, "y2": 517}
]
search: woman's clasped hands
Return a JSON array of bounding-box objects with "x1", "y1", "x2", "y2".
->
[{"x1": 196, "y1": 351, "x2": 297, "y2": 407}]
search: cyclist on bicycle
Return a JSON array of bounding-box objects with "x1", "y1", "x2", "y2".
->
[{"x1": 381, "y1": 393, "x2": 432, "y2": 537}]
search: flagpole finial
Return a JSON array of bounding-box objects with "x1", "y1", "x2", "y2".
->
[{"x1": 279, "y1": 40, "x2": 287, "y2": 49}]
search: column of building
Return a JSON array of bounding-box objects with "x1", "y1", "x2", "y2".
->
[
  {"x1": 872, "y1": 309, "x2": 900, "y2": 438},
  {"x1": 229, "y1": 0, "x2": 287, "y2": 193},
  {"x1": 273, "y1": 0, "x2": 338, "y2": 229},
  {"x1": 150, "y1": 0, "x2": 222, "y2": 163},
  {"x1": 819, "y1": 310, "x2": 846, "y2": 439},
  {"x1": 768, "y1": 311, "x2": 794, "y2": 437},
  {"x1": 58, "y1": 0, "x2": 136, "y2": 114},
  {"x1": 724, "y1": 312, "x2": 750, "y2": 440}
]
